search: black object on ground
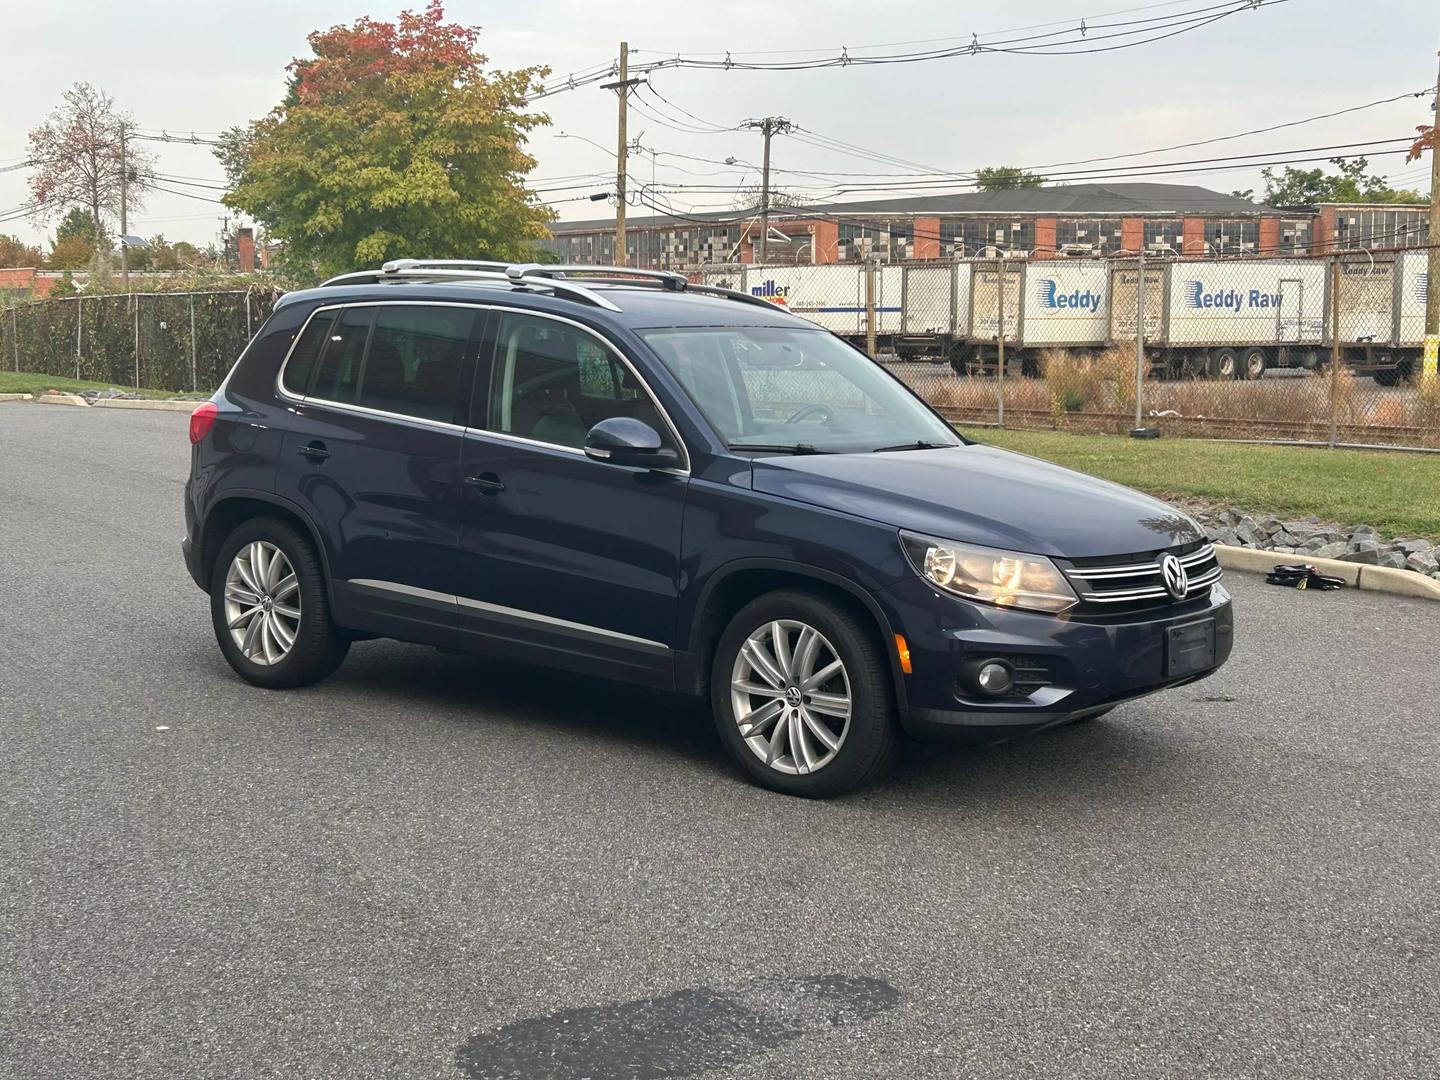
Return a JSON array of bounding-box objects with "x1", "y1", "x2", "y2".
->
[{"x1": 1264, "y1": 563, "x2": 1346, "y2": 590}]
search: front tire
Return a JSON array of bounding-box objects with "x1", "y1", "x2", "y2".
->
[
  {"x1": 710, "y1": 590, "x2": 898, "y2": 797},
  {"x1": 210, "y1": 518, "x2": 349, "y2": 689}
]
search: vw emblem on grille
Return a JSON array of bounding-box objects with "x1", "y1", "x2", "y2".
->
[{"x1": 1160, "y1": 554, "x2": 1189, "y2": 600}]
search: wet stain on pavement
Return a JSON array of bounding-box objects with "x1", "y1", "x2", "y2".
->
[{"x1": 455, "y1": 974, "x2": 900, "y2": 1079}]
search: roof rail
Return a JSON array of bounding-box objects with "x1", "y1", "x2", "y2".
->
[
  {"x1": 316, "y1": 259, "x2": 790, "y2": 316},
  {"x1": 511, "y1": 264, "x2": 690, "y2": 291}
]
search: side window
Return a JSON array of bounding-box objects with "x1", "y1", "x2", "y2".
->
[
  {"x1": 487, "y1": 312, "x2": 670, "y2": 450},
  {"x1": 281, "y1": 311, "x2": 335, "y2": 397},
  {"x1": 356, "y1": 305, "x2": 474, "y2": 423},
  {"x1": 310, "y1": 307, "x2": 372, "y2": 404}
]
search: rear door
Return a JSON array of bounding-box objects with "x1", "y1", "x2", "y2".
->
[
  {"x1": 1277, "y1": 278, "x2": 1303, "y2": 343},
  {"x1": 451, "y1": 308, "x2": 688, "y2": 689},
  {"x1": 275, "y1": 301, "x2": 481, "y2": 639}
]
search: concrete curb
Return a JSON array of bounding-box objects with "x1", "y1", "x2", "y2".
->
[
  {"x1": 1214, "y1": 544, "x2": 1440, "y2": 602},
  {"x1": 0, "y1": 393, "x2": 34, "y2": 402},
  {"x1": 37, "y1": 392, "x2": 90, "y2": 407},
  {"x1": 91, "y1": 397, "x2": 201, "y2": 413}
]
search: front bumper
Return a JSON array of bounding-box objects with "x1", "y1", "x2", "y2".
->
[{"x1": 881, "y1": 575, "x2": 1234, "y2": 739}]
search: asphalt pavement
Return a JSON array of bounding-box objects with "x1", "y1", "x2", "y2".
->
[{"x1": 2, "y1": 404, "x2": 1437, "y2": 1080}]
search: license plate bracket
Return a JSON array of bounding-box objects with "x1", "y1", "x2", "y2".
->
[{"x1": 1166, "y1": 618, "x2": 1216, "y2": 678}]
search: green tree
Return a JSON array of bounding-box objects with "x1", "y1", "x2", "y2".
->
[
  {"x1": 974, "y1": 165, "x2": 1047, "y2": 191},
  {"x1": 219, "y1": 1, "x2": 553, "y2": 281},
  {"x1": 1260, "y1": 157, "x2": 1425, "y2": 206},
  {"x1": 49, "y1": 271, "x2": 79, "y2": 297}
]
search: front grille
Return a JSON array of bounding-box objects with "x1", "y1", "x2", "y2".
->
[{"x1": 1060, "y1": 541, "x2": 1223, "y2": 616}]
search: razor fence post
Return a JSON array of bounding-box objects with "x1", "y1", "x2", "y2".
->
[
  {"x1": 1329, "y1": 255, "x2": 1341, "y2": 449},
  {"x1": 189, "y1": 293, "x2": 198, "y2": 392},
  {"x1": 996, "y1": 256, "x2": 1006, "y2": 428},
  {"x1": 245, "y1": 290, "x2": 252, "y2": 341},
  {"x1": 1134, "y1": 250, "x2": 1145, "y2": 431},
  {"x1": 75, "y1": 296, "x2": 82, "y2": 381},
  {"x1": 133, "y1": 293, "x2": 140, "y2": 389},
  {"x1": 10, "y1": 304, "x2": 17, "y2": 372}
]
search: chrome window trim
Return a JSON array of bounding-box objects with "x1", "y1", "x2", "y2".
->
[
  {"x1": 273, "y1": 301, "x2": 485, "y2": 433},
  {"x1": 475, "y1": 304, "x2": 692, "y2": 475},
  {"x1": 346, "y1": 578, "x2": 670, "y2": 654},
  {"x1": 273, "y1": 299, "x2": 692, "y2": 473}
]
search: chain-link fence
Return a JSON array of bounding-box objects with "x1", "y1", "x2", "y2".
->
[
  {"x1": 698, "y1": 248, "x2": 1439, "y2": 449},
  {"x1": 1, "y1": 288, "x2": 282, "y2": 393}
]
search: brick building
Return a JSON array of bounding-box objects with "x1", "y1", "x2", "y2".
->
[{"x1": 541, "y1": 182, "x2": 1430, "y2": 269}]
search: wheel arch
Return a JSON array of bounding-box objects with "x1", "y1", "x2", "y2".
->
[
  {"x1": 199, "y1": 490, "x2": 334, "y2": 606},
  {"x1": 681, "y1": 559, "x2": 909, "y2": 717}
]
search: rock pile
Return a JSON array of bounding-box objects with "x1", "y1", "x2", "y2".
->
[{"x1": 1193, "y1": 507, "x2": 1440, "y2": 580}]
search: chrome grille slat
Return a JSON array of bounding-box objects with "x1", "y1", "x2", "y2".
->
[{"x1": 1063, "y1": 544, "x2": 1222, "y2": 612}]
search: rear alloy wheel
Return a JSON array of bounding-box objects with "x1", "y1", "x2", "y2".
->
[
  {"x1": 210, "y1": 518, "x2": 349, "y2": 689},
  {"x1": 1241, "y1": 347, "x2": 1267, "y2": 380},
  {"x1": 1211, "y1": 347, "x2": 1239, "y2": 380},
  {"x1": 712, "y1": 590, "x2": 898, "y2": 797}
]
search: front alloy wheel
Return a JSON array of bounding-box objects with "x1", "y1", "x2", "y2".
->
[
  {"x1": 712, "y1": 590, "x2": 898, "y2": 797},
  {"x1": 731, "y1": 620, "x2": 851, "y2": 776},
  {"x1": 223, "y1": 541, "x2": 301, "y2": 666}
]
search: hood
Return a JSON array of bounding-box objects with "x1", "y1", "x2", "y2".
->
[{"x1": 749, "y1": 445, "x2": 1202, "y2": 559}]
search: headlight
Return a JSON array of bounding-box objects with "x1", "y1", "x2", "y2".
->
[{"x1": 900, "y1": 532, "x2": 1078, "y2": 614}]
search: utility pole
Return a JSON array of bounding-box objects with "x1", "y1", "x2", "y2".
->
[
  {"x1": 119, "y1": 123, "x2": 129, "y2": 291},
  {"x1": 743, "y1": 116, "x2": 793, "y2": 264},
  {"x1": 600, "y1": 43, "x2": 643, "y2": 267},
  {"x1": 1424, "y1": 49, "x2": 1440, "y2": 387}
]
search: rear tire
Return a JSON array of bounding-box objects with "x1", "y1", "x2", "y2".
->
[
  {"x1": 1241, "y1": 347, "x2": 1267, "y2": 380},
  {"x1": 710, "y1": 590, "x2": 899, "y2": 797},
  {"x1": 1211, "y1": 347, "x2": 1239, "y2": 380},
  {"x1": 210, "y1": 518, "x2": 350, "y2": 689}
]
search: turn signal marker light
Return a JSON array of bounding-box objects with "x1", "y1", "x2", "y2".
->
[{"x1": 894, "y1": 634, "x2": 912, "y2": 675}]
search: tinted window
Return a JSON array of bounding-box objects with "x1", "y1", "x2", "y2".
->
[
  {"x1": 310, "y1": 307, "x2": 372, "y2": 404},
  {"x1": 281, "y1": 311, "x2": 335, "y2": 397},
  {"x1": 356, "y1": 305, "x2": 473, "y2": 423},
  {"x1": 488, "y1": 312, "x2": 670, "y2": 450}
]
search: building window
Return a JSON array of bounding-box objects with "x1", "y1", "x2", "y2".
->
[
  {"x1": 1142, "y1": 219, "x2": 1184, "y2": 255},
  {"x1": 1058, "y1": 218, "x2": 1125, "y2": 254},
  {"x1": 1209, "y1": 219, "x2": 1259, "y2": 255},
  {"x1": 1335, "y1": 208, "x2": 1428, "y2": 250},
  {"x1": 959, "y1": 219, "x2": 1033, "y2": 257},
  {"x1": 1278, "y1": 218, "x2": 1311, "y2": 255}
]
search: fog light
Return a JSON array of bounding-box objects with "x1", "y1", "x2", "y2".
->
[
  {"x1": 977, "y1": 661, "x2": 1013, "y2": 695},
  {"x1": 959, "y1": 657, "x2": 1016, "y2": 698}
]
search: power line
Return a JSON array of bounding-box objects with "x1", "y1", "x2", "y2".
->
[{"x1": 525, "y1": 0, "x2": 1289, "y2": 102}]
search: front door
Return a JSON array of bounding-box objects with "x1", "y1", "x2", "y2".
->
[
  {"x1": 453, "y1": 309, "x2": 688, "y2": 689},
  {"x1": 275, "y1": 301, "x2": 480, "y2": 638}
]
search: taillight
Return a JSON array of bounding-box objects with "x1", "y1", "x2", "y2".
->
[{"x1": 189, "y1": 401, "x2": 218, "y2": 444}]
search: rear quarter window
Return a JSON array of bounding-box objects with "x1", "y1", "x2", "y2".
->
[{"x1": 280, "y1": 312, "x2": 336, "y2": 397}]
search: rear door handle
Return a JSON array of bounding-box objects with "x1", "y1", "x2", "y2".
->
[
  {"x1": 298, "y1": 442, "x2": 330, "y2": 461},
  {"x1": 464, "y1": 473, "x2": 506, "y2": 495}
]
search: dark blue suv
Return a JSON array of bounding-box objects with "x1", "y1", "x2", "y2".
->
[{"x1": 183, "y1": 260, "x2": 1232, "y2": 797}]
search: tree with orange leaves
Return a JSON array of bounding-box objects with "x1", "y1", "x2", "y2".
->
[{"x1": 219, "y1": 3, "x2": 553, "y2": 280}]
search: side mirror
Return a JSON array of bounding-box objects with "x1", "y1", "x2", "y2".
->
[{"x1": 583, "y1": 416, "x2": 680, "y2": 470}]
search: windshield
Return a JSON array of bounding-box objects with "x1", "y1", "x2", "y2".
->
[{"x1": 638, "y1": 326, "x2": 961, "y2": 454}]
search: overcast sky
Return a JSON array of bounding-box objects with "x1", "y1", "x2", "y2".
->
[{"x1": 1, "y1": 0, "x2": 1435, "y2": 251}]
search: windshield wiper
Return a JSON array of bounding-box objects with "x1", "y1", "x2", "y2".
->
[
  {"x1": 870, "y1": 440, "x2": 958, "y2": 453},
  {"x1": 729, "y1": 442, "x2": 831, "y2": 455}
]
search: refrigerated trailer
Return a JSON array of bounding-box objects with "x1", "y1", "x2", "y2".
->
[{"x1": 695, "y1": 255, "x2": 1431, "y2": 382}]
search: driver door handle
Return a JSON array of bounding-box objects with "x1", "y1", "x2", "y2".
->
[
  {"x1": 465, "y1": 473, "x2": 506, "y2": 495},
  {"x1": 297, "y1": 441, "x2": 330, "y2": 461}
]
